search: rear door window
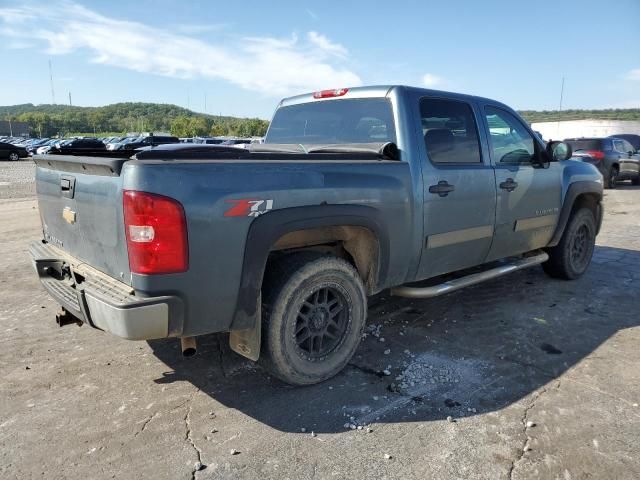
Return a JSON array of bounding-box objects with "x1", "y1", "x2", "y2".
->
[
  {"x1": 419, "y1": 98, "x2": 482, "y2": 164},
  {"x1": 614, "y1": 139, "x2": 634, "y2": 153}
]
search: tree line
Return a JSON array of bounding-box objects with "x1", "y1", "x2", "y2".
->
[
  {"x1": 0, "y1": 102, "x2": 269, "y2": 138},
  {"x1": 519, "y1": 108, "x2": 640, "y2": 124}
]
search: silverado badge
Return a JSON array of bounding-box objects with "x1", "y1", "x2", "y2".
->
[{"x1": 62, "y1": 207, "x2": 76, "y2": 224}]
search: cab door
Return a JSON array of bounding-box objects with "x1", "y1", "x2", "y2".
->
[
  {"x1": 416, "y1": 96, "x2": 497, "y2": 279},
  {"x1": 481, "y1": 104, "x2": 562, "y2": 261}
]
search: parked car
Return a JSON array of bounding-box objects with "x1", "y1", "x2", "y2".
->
[
  {"x1": 565, "y1": 137, "x2": 640, "y2": 187},
  {"x1": 26, "y1": 138, "x2": 51, "y2": 154},
  {"x1": 222, "y1": 138, "x2": 251, "y2": 146},
  {"x1": 608, "y1": 134, "x2": 640, "y2": 151},
  {"x1": 0, "y1": 141, "x2": 29, "y2": 161},
  {"x1": 106, "y1": 137, "x2": 137, "y2": 151},
  {"x1": 193, "y1": 137, "x2": 225, "y2": 145},
  {"x1": 120, "y1": 134, "x2": 180, "y2": 150},
  {"x1": 30, "y1": 85, "x2": 603, "y2": 385},
  {"x1": 50, "y1": 138, "x2": 106, "y2": 154},
  {"x1": 36, "y1": 139, "x2": 68, "y2": 155}
]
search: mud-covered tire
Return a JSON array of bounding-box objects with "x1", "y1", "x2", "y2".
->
[
  {"x1": 605, "y1": 166, "x2": 618, "y2": 189},
  {"x1": 543, "y1": 208, "x2": 596, "y2": 280},
  {"x1": 260, "y1": 253, "x2": 367, "y2": 385}
]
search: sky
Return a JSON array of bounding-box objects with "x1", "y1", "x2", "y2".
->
[{"x1": 0, "y1": 0, "x2": 639, "y2": 119}]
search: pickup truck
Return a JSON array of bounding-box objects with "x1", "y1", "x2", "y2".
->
[{"x1": 30, "y1": 85, "x2": 604, "y2": 385}]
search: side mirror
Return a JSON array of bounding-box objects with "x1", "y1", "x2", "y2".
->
[{"x1": 546, "y1": 141, "x2": 572, "y2": 161}]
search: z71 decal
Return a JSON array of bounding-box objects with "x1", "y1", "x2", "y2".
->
[{"x1": 224, "y1": 199, "x2": 274, "y2": 217}]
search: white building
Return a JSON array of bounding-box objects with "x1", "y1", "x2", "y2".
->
[{"x1": 531, "y1": 119, "x2": 640, "y2": 141}]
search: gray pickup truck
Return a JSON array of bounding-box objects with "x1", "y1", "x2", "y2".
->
[{"x1": 30, "y1": 85, "x2": 603, "y2": 385}]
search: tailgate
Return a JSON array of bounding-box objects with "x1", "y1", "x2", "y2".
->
[{"x1": 34, "y1": 155, "x2": 132, "y2": 284}]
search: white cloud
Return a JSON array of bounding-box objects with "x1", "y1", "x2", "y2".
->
[
  {"x1": 0, "y1": 1, "x2": 361, "y2": 97},
  {"x1": 422, "y1": 73, "x2": 443, "y2": 88},
  {"x1": 307, "y1": 31, "x2": 347, "y2": 58},
  {"x1": 624, "y1": 68, "x2": 640, "y2": 81}
]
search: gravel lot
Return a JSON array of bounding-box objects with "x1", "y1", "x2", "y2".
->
[
  {"x1": 1, "y1": 162, "x2": 639, "y2": 479},
  {"x1": 0, "y1": 160, "x2": 36, "y2": 199}
]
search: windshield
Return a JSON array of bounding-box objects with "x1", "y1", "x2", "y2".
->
[{"x1": 265, "y1": 98, "x2": 397, "y2": 145}]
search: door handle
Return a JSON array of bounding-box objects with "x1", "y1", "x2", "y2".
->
[
  {"x1": 499, "y1": 178, "x2": 518, "y2": 192},
  {"x1": 428, "y1": 181, "x2": 455, "y2": 197}
]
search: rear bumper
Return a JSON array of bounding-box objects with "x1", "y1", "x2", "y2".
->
[{"x1": 30, "y1": 241, "x2": 183, "y2": 340}]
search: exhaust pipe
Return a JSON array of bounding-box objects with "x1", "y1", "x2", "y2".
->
[{"x1": 180, "y1": 336, "x2": 197, "y2": 357}]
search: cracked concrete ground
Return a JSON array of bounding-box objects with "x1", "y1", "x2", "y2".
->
[{"x1": 1, "y1": 161, "x2": 639, "y2": 479}]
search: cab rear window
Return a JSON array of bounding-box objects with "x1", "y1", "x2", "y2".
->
[{"x1": 265, "y1": 98, "x2": 396, "y2": 144}]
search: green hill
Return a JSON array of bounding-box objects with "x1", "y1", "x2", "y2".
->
[
  {"x1": 0, "y1": 102, "x2": 268, "y2": 138},
  {"x1": 518, "y1": 109, "x2": 640, "y2": 124}
]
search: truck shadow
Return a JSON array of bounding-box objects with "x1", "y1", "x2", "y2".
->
[{"x1": 148, "y1": 245, "x2": 640, "y2": 433}]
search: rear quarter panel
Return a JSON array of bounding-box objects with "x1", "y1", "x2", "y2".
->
[{"x1": 123, "y1": 159, "x2": 414, "y2": 336}]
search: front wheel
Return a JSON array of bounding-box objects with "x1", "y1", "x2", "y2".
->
[
  {"x1": 260, "y1": 253, "x2": 367, "y2": 385},
  {"x1": 543, "y1": 208, "x2": 596, "y2": 280},
  {"x1": 8, "y1": 152, "x2": 19, "y2": 161}
]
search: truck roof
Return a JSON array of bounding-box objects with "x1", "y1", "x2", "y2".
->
[{"x1": 279, "y1": 85, "x2": 505, "y2": 109}]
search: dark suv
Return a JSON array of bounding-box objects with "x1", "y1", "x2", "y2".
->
[
  {"x1": 564, "y1": 137, "x2": 640, "y2": 188},
  {"x1": 122, "y1": 135, "x2": 180, "y2": 151},
  {"x1": 51, "y1": 138, "x2": 106, "y2": 154}
]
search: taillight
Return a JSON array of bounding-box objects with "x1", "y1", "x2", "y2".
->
[
  {"x1": 585, "y1": 150, "x2": 605, "y2": 160},
  {"x1": 313, "y1": 88, "x2": 349, "y2": 99},
  {"x1": 123, "y1": 190, "x2": 188, "y2": 274}
]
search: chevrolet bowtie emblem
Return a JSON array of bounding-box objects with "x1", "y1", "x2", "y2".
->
[{"x1": 62, "y1": 207, "x2": 76, "y2": 224}]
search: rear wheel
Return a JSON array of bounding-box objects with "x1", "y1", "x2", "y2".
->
[
  {"x1": 8, "y1": 152, "x2": 19, "y2": 161},
  {"x1": 260, "y1": 253, "x2": 367, "y2": 385},
  {"x1": 605, "y1": 166, "x2": 618, "y2": 189},
  {"x1": 543, "y1": 208, "x2": 596, "y2": 280},
  {"x1": 632, "y1": 175, "x2": 640, "y2": 186}
]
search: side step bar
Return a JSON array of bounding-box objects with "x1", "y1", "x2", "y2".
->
[{"x1": 391, "y1": 251, "x2": 549, "y2": 299}]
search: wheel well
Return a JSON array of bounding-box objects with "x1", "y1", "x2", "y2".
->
[
  {"x1": 572, "y1": 192, "x2": 600, "y2": 218},
  {"x1": 571, "y1": 192, "x2": 602, "y2": 234},
  {"x1": 268, "y1": 226, "x2": 379, "y2": 293}
]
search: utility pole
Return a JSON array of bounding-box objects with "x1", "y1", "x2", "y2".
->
[
  {"x1": 557, "y1": 76, "x2": 565, "y2": 139},
  {"x1": 48, "y1": 60, "x2": 56, "y2": 104},
  {"x1": 68, "y1": 92, "x2": 72, "y2": 106},
  {"x1": 8, "y1": 117, "x2": 13, "y2": 137}
]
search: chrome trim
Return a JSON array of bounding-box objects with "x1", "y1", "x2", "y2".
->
[
  {"x1": 391, "y1": 251, "x2": 549, "y2": 299},
  {"x1": 514, "y1": 214, "x2": 558, "y2": 232},
  {"x1": 426, "y1": 225, "x2": 494, "y2": 249}
]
